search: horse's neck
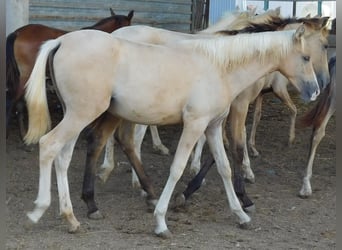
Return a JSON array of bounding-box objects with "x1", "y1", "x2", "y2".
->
[{"x1": 225, "y1": 60, "x2": 278, "y2": 100}]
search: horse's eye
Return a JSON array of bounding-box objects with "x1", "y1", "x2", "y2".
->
[
  {"x1": 303, "y1": 55, "x2": 310, "y2": 62},
  {"x1": 323, "y1": 44, "x2": 328, "y2": 50}
]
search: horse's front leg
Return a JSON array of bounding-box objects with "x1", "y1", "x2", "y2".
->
[
  {"x1": 116, "y1": 120, "x2": 158, "y2": 210},
  {"x1": 82, "y1": 112, "x2": 122, "y2": 219},
  {"x1": 205, "y1": 120, "x2": 251, "y2": 226},
  {"x1": 154, "y1": 119, "x2": 208, "y2": 238}
]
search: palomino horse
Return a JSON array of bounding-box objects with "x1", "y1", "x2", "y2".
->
[
  {"x1": 101, "y1": 7, "x2": 282, "y2": 163},
  {"x1": 98, "y1": 8, "x2": 282, "y2": 188},
  {"x1": 6, "y1": 8, "x2": 134, "y2": 139},
  {"x1": 176, "y1": 16, "x2": 330, "y2": 207},
  {"x1": 93, "y1": 15, "x2": 329, "y2": 213},
  {"x1": 298, "y1": 54, "x2": 335, "y2": 198},
  {"x1": 24, "y1": 27, "x2": 320, "y2": 236}
]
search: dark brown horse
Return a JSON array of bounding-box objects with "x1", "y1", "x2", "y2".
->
[{"x1": 6, "y1": 8, "x2": 134, "y2": 139}]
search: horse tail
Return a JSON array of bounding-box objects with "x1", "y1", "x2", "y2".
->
[
  {"x1": 6, "y1": 32, "x2": 20, "y2": 122},
  {"x1": 24, "y1": 39, "x2": 61, "y2": 145},
  {"x1": 299, "y1": 56, "x2": 336, "y2": 128}
]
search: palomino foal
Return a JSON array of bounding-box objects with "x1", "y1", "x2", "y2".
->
[{"x1": 24, "y1": 26, "x2": 319, "y2": 237}]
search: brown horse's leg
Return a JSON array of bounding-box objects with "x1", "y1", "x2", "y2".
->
[
  {"x1": 115, "y1": 120, "x2": 158, "y2": 211},
  {"x1": 228, "y1": 103, "x2": 255, "y2": 212},
  {"x1": 82, "y1": 112, "x2": 121, "y2": 219}
]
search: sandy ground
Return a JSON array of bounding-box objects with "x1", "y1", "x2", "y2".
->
[{"x1": 6, "y1": 92, "x2": 335, "y2": 249}]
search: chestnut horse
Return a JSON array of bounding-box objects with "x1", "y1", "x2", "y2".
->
[
  {"x1": 23, "y1": 27, "x2": 319, "y2": 236},
  {"x1": 298, "y1": 54, "x2": 336, "y2": 198},
  {"x1": 6, "y1": 8, "x2": 134, "y2": 139}
]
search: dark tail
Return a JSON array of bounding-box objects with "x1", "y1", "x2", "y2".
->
[
  {"x1": 6, "y1": 32, "x2": 20, "y2": 128},
  {"x1": 6, "y1": 32, "x2": 20, "y2": 100},
  {"x1": 299, "y1": 56, "x2": 336, "y2": 128}
]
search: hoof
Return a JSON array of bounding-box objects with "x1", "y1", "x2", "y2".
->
[
  {"x1": 298, "y1": 193, "x2": 310, "y2": 199},
  {"x1": 239, "y1": 221, "x2": 252, "y2": 230},
  {"x1": 87, "y1": 210, "x2": 104, "y2": 220},
  {"x1": 153, "y1": 144, "x2": 170, "y2": 155},
  {"x1": 24, "y1": 218, "x2": 36, "y2": 230},
  {"x1": 68, "y1": 223, "x2": 81, "y2": 234},
  {"x1": 243, "y1": 204, "x2": 256, "y2": 213},
  {"x1": 173, "y1": 193, "x2": 186, "y2": 209},
  {"x1": 155, "y1": 229, "x2": 172, "y2": 239},
  {"x1": 146, "y1": 199, "x2": 158, "y2": 213},
  {"x1": 244, "y1": 177, "x2": 255, "y2": 184},
  {"x1": 97, "y1": 171, "x2": 109, "y2": 184}
]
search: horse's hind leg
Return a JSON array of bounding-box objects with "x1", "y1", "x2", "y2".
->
[
  {"x1": 299, "y1": 112, "x2": 333, "y2": 198},
  {"x1": 248, "y1": 94, "x2": 263, "y2": 157},
  {"x1": 82, "y1": 112, "x2": 122, "y2": 219},
  {"x1": 228, "y1": 104, "x2": 255, "y2": 211},
  {"x1": 150, "y1": 125, "x2": 170, "y2": 155},
  {"x1": 54, "y1": 136, "x2": 80, "y2": 233},
  {"x1": 131, "y1": 124, "x2": 148, "y2": 189},
  {"x1": 27, "y1": 114, "x2": 84, "y2": 231},
  {"x1": 97, "y1": 135, "x2": 116, "y2": 183},
  {"x1": 189, "y1": 134, "x2": 206, "y2": 175}
]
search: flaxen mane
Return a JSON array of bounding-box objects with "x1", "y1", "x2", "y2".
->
[{"x1": 185, "y1": 30, "x2": 295, "y2": 73}]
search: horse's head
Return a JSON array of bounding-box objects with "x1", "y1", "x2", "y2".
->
[
  {"x1": 283, "y1": 16, "x2": 330, "y2": 90},
  {"x1": 84, "y1": 9, "x2": 134, "y2": 33},
  {"x1": 278, "y1": 25, "x2": 320, "y2": 102}
]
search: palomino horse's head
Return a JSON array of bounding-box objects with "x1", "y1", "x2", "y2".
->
[
  {"x1": 285, "y1": 17, "x2": 330, "y2": 90},
  {"x1": 278, "y1": 25, "x2": 320, "y2": 102}
]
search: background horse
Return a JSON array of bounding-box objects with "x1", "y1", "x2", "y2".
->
[
  {"x1": 298, "y1": 54, "x2": 335, "y2": 198},
  {"x1": 6, "y1": 8, "x2": 134, "y2": 139},
  {"x1": 23, "y1": 26, "x2": 319, "y2": 236}
]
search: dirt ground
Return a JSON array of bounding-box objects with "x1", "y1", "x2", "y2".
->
[{"x1": 6, "y1": 91, "x2": 335, "y2": 250}]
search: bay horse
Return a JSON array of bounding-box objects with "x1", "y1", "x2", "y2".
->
[
  {"x1": 298, "y1": 54, "x2": 336, "y2": 198},
  {"x1": 24, "y1": 26, "x2": 320, "y2": 236},
  {"x1": 94, "y1": 15, "x2": 329, "y2": 213},
  {"x1": 6, "y1": 8, "x2": 134, "y2": 139}
]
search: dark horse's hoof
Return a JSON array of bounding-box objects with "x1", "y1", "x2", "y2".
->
[
  {"x1": 243, "y1": 204, "x2": 256, "y2": 213},
  {"x1": 87, "y1": 210, "x2": 104, "y2": 220}
]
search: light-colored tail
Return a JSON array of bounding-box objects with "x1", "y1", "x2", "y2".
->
[{"x1": 24, "y1": 39, "x2": 61, "y2": 145}]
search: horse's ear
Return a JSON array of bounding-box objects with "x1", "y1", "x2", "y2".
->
[
  {"x1": 110, "y1": 8, "x2": 115, "y2": 16},
  {"x1": 294, "y1": 24, "x2": 305, "y2": 41},
  {"x1": 320, "y1": 16, "x2": 330, "y2": 29},
  {"x1": 305, "y1": 13, "x2": 311, "y2": 18},
  {"x1": 128, "y1": 10, "x2": 134, "y2": 20},
  {"x1": 275, "y1": 6, "x2": 281, "y2": 16}
]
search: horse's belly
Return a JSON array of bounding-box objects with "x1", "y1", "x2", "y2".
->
[{"x1": 107, "y1": 98, "x2": 183, "y2": 125}]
